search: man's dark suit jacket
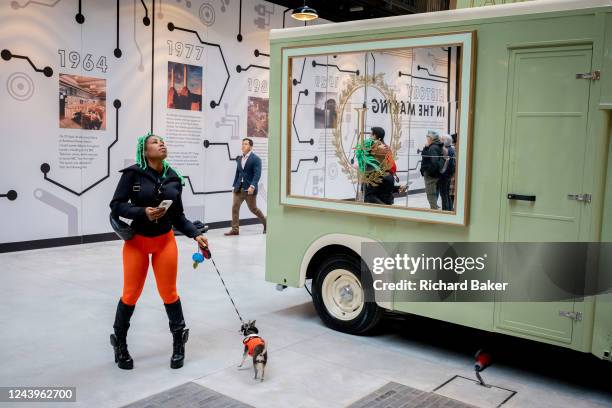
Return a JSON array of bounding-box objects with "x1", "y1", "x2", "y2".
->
[{"x1": 232, "y1": 152, "x2": 262, "y2": 194}]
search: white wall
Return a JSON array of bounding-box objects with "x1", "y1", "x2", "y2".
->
[{"x1": 0, "y1": 0, "x2": 327, "y2": 245}]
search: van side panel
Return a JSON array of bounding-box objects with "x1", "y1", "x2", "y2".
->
[{"x1": 266, "y1": 8, "x2": 612, "y2": 354}]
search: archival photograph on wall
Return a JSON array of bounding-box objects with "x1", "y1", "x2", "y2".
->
[
  {"x1": 247, "y1": 96, "x2": 269, "y2": 138},
  {"x1": 59, "y1": 74, "x2": 107, "y2": 130},
  {"x1": 167, "y1": 61, "x2": 203, "y2": 111}
]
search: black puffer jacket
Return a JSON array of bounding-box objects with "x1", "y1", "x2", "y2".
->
[
  {"x1": 420, "y1": 140, "x2": 444, "y2": 177},
  {"x1": 110, "y1": 164, "x2": 200, "y2": 238}
]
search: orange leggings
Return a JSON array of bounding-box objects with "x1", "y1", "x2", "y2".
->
[{"x1": 121, "y1": 230, "x2": 179, "y2": 306}]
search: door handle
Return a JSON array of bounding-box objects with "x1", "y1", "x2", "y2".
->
[
  {"x1": 507, "y1": 193, "x2": 536, "y2": 202},
  {"x1": 567, "y1": 193, "x2": 591, "y2": 203}
]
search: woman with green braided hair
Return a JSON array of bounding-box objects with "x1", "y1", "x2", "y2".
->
[
  {"x1": 109, "y1": 133, "x2": 209, "y2": 370},
  {"x1": 355, "y1": 127, "x2": 397, "y2": 205}
]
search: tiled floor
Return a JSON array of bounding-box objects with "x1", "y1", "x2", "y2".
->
[{"x1": 1, "y1": 225, "x2": 611, "y2": 408}]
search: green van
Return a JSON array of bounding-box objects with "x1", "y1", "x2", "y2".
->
[{"x1": 265, "y1": 0, "x2": 612, "y2": 361}]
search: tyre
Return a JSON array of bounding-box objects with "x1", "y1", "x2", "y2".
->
[{"x1": 311, "y1": 254, "x2": 382, "y2": 334}]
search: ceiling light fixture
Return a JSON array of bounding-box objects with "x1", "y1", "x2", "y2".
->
[{"x1": 291, "y1": 1, "x2": 318, "y2": 21}]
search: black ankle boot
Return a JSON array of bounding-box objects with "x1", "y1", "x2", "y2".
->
[
  {"x1": 164, "y1": 298, "x2": 189, "y2": 369},
  {"x1": 111, "y1": 299, "x2": 135, "y2": 370},
  {"x1": 171, "y1": 328, "x2": 189, "y2": 369},
  {"x1": 110, "y1": 332, "x2": 133, "y2": 369}
]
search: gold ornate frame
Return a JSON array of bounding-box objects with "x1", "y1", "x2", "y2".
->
[{"x1": 332, "y1": 73, "x2": 402, "y2": 186}]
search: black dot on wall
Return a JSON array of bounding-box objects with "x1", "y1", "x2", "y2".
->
[
  {"x1": 356, "y1": 70, "x2": 360, "y2": 75},
  {"x1": 40, "y1": 163, "x2": 50, "y2": 174},
  {"x1": 309, "y1": 139, "x2": 314, "y2": 145},
  {"x1": 304, "y1": 89, "x2": 309, "y2": 96},
  {"x1": 209, "y1": 101, "x2": 217, "y2": 109},
  {"x1": 167, "y1": 22, "x2": 175, "y2": 31},
  {"x1": 43, "y1": 67, "x2": 53, "y2": 77},
  {"x1": 1, "y1": 49, "x2": 12, "y2": 61},
  {"x1": 6, "y1": 190, "x2": 17, "y2": 201},
  {"x1": 113, "y1": 99, "x2": 122, "y2": 109},
  {"x1": 313, "y1": 156, "x2": 319, "y2": 163},
  {"x1": 254, "y1": 50, "x2": 260, "y2": 57},
  {"x1": 75, "y1": 13, "x2": 85, "y2": 24},
  {"x1": 311, "y1": 60, "x2": 316, "y2": 67},
  {"x1": 292, "y1": 79, "x2": 298, "y2": 86},
  {"x1": 235, "y1": 65, "x2": 242, "y2": 73},
  {"x1": 237, "y1": 34, "x2": 243, "y2": 42},
  {"x1": 143, "y1": 16, "x2": 151, "y2": 26},
  {"x1": 203, "y1": 140, "x2": 210, "y2": 148},
  {"x1": 114, "y1": 48, "x2": 122, "y2": 58}
]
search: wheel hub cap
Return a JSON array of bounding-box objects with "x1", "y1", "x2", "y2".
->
[{"x1": 321, "y1": 268, "x2": 364, "y2": 321}]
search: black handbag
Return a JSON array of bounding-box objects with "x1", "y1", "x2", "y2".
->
[
  {"x1": 109, "y1": 171, "x2": 141, "y2": 240},
  {"x1": 109, "y1": 212, "x2": 134, "y2": 241}
]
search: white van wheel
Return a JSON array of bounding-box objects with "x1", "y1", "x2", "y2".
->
[
  {"x1": 321, "y1": 268, "x2": 364, "y2": 321},
  {"x1": 312, "y1": 255, "x2": 382, "y2": 334}
]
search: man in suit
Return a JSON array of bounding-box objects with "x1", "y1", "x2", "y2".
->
[{"x1": 225, "y1": 138, "x2": 267, "y2": 235}]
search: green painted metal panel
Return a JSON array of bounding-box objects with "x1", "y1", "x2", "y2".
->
[
  {"x1": 456, "y1": 0, "x2": 532, "y2": 9},
  {"x1": 600, "y1": 13, "x2": 612, "y2": 107},
  {"x1": 592, "y1": 119, "x2": 612, "y2": 359},
  {"x1": 266, "y1": 5, "x2": 612, "y2": 356},
  {"x1": 500, "y1": 45, "x2": 592, "y2": 244}
]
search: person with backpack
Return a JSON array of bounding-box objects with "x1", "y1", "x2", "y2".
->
[
  {"x1": 109, "y1": 133, "x2": 209, "y2": 370},
  {"x1": 420, "y1": 130, "x2": 444, "y2": 210},
  {"x1": 358, "y1": 127, "x2": 396, "y2": 205},
  {"x1": 438, "y1": 134, "x2": 456, "y2": 211}
]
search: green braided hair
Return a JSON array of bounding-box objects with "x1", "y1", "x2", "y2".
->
[
  {"x1": 136, "y1": 132, "x2": 185, "y2": 185},
  {"x1": 354, "y1": 137, "x2": 381, "y2": 173}
]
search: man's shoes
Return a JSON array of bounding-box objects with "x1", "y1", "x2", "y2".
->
[
  {"x1": 263, "y1": 226, "x2": 267, "y2": 234},
  {"x1": 224, "y1": 230, "x2": 239, "y2": 236}
]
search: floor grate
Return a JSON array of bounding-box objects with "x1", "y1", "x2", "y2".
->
[
  {"x1": 121, "y1": 381, "x2": 254, "y2": 408},
  {"x1": 347, "y1": 381, "x2": 478, "y2": 408}
]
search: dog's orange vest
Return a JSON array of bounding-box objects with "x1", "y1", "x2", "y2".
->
[{"x1": 243, "y1": 336, "x2": 265, "y2": 356}]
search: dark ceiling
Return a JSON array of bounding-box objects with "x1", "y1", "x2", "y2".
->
[{"x1": 267, "y1": 0, "x2": 450, "y2": 23}]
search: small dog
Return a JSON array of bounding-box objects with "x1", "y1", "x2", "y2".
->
[{"x1": 238, "y1": 320, "x2": 267, "y2": 381}]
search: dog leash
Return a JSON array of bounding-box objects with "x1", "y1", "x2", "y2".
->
[
  {"x1": 209, "y1": 257, "x2": 245, "y2": 325},
  {"x1": 193, "y1": 247, "x2": 245, "y2": 325}
]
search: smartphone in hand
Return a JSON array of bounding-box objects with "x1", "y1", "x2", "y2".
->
[{"x1": 158, "y1": 199, "x2": 173, "y2": 211}]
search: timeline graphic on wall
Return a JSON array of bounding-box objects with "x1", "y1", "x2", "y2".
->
[{"x1": 0, "y1": 0, "x2": 327, "y2": 245}]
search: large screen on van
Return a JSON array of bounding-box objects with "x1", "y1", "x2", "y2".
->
[{"x1": 279, "y1": 32, "x2": 475, "y2": 225}]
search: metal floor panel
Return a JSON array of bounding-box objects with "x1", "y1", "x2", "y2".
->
[
  {"x1": 122, "y1": 382, "x2": 254, "y2": 408},
  {"x1": 347, "y1": 382, "x2": 478, "y2": 408}
]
